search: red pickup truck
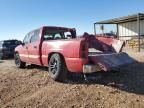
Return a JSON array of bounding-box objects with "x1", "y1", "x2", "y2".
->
[{"x1": 14, "y1": 26, "x2": 134, "y2": 81}]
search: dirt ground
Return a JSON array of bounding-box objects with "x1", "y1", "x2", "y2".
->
[{"x1": 0, "y1": 53, "x2": 144, "y2": 108}]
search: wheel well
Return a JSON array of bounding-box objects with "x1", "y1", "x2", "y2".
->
[{"x1": 48, "y1": 52, "x2": 65, "y2": 63}]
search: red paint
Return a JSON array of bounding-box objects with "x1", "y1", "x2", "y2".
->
[
  {"x1": 15, "y1": 26, "x2": 134, "y2": 73},
  {"x1": 15, "y1": 26, "x2": 88, "y2": 72}
]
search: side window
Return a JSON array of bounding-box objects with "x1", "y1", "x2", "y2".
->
[
  {"x1": 54, "y1": 33, "x2": 62, "y2": 39},
  {"x1": 44, "y1": 34, "x2": 54, "y2": 40},
  {"x1": 30, "y1": 30, "x2": 40, "y2": 43},
  {"x1": 64, "y1": 32, "x2": 72, "y2": 39},
  {"x1": 23, "y1": 34, "x2": 29, "y2": 45}
]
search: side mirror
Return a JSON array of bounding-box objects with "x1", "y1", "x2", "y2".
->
[
  {"x1": 15, "y1": 41, "x2": 22, "y2": 45},
  {"x1": 21, "y1": 42, "x2": 25, "y2": 46}
]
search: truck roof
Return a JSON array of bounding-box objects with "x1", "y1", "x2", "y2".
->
[
  {"x1": 42, "y1": 26, "x2": 74, "y2": 30},
  {"x1": 0, "y1": 39, "x2": 20, "y2": 42},
  {"x1": 27, "y1": 26, "x2": 74, "y2": 32},
  {"x1": 40, "y1": 26, "x2": 76, "y2": 33}
]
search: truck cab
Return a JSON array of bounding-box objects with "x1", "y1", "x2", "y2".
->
[{"x1": 15, "y1": 26, "x2": 87, "y2": 81}]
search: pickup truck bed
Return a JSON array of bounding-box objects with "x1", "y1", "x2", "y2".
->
[{"x1": 82, "y1": 35, "x2": 135, "y2": 73}]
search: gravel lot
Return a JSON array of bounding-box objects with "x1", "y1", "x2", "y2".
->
[{"x1": 0, "y1": 52, "x2": 144, "y2": 108}]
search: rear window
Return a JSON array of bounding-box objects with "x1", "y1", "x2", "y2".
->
[
  {"x1": 2, "y1": 40, "x2": 20, "y2": 47},
  {"x1": 44, "y1": 31, "x2": 73, "y2": 41},
  {"x1": 43, "y1": 28, "x2": 76, "y2": 41},
  {"x1": 3, "y1": 41, "x2": 12, "y2": 47},
  {"x1": 3, "y1": 41, "x2": 11, "y2": 46}
]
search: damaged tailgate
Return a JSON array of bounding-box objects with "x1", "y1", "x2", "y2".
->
[{"x1": 88, "y1": 52, "x2": 135, "y2": 71}]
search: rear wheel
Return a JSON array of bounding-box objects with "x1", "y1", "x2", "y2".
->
[
  {"x1": 14, "y1": 53, "x2": 26, "y2": 68},
  {"x1": 48, "y1": 53, "x2": 67, "y2": 82}
]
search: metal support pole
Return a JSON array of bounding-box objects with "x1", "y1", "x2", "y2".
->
[
  {"x1": 94, "y1": 23, "x2": 96, "y2": 35},
  {"x1": 116, "y1": 24, "x2": 119, "y2": 39},
  {"x1": 137, "y1": 14, "x2": 141, "y2": 52}
]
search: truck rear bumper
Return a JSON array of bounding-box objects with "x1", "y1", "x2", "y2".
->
[
  {"x1": 65, "y1": 57, "x2": 88, "y2": 73},
  {"x1": 83, "y1": 64, "x2": 102, "y2": 73}
]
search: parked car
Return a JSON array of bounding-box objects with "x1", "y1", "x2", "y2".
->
[
  {"x1": 0, "y1": 39, "x2": 22, "y2": 59},
  {"x1": 14, "y1": 26, "x2": 134, "y2": 82}
]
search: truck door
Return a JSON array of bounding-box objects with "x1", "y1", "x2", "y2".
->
[
  {"x1": 28, "y1": 30, "x2": 41, "y2": 65},
  {"x1": 20, "y1": 34, "x2": 30, "y2": 62}
]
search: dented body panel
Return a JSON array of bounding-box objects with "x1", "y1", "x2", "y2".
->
[
  {"x1": 88, "y1": 52, "x2": 135, "y2": 71},
  {"x1": 82, "y1": 33, "x2": 135, "y2": 73}
]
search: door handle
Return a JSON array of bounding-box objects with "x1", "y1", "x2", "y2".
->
[{"x1": 34, "y1": 46, "x2": 37, "y2": 49}]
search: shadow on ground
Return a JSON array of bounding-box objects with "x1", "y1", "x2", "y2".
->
[
  {"x1": 68, "y1": 62, "x2": 144, "y2": 95},
  {"x1": 24, "y1": 62, "x2": 144, "y2": 95}
]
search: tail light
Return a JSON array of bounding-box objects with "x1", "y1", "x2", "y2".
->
[{"x1": 80, "y1": 41, "x2": 88, "y2": 59}]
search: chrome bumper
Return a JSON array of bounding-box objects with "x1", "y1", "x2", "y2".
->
[{"x1": 83, "y1": 65, "x2": 101, "y2": 73}]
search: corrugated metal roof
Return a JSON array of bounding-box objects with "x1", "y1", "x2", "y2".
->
[{"x1": 95, "y1": 13, "x2": 144, "y2": 24}]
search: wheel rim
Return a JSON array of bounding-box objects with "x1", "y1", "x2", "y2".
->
[
  {"x1": 15, "y1": 54, "x2": 20, "y2": 66},
  {"x1": 49, "y1": 58, "x2": 58, "y2": 74}
]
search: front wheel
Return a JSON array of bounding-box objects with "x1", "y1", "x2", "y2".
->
[
  {"x1": 48, "y1": 53, "x2": 67, "y2": 82},
  {"x1": 14, "y1": 53, "x2": 26, "y2": 68}
]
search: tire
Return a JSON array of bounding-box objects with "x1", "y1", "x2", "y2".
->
[
  {"x1": 14, "y1": 53, "x2": 26, "y2": 68},
  {"x1": 0, "y1": 53, "x2": 4, "y2": 60},
  {"x1": 48, "y1": 53, "x2": 67, "y2": 82},
  {"x1": 0, "y1": 56, "x2": 3, "y2": 60}
]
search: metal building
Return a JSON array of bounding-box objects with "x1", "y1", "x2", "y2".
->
[{"x1": 94, "y1": 13, "x2": 144, "y2": 52}]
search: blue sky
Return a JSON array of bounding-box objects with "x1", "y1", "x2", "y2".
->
[{"x1": 0, "y1": 0, "x2": 144, "y2": 40}]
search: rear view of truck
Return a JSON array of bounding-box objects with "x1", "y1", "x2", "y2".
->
[
  {"x1": 82, "y1": 33, "x2": 135, "y2": 74},
  {"x1": 14, "y1": 26, "x2": 135, "y2": 82}
]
